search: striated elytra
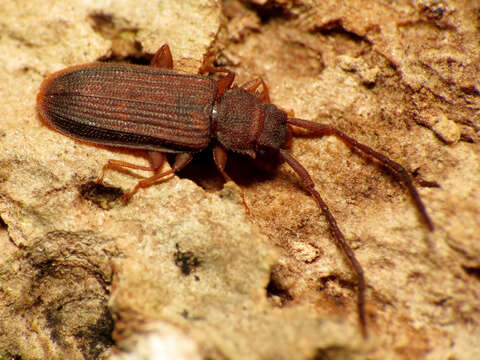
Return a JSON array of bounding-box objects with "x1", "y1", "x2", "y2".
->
[
  {"x1": 38, "y1": 63, "x2": 216, "y2": 152},
  {"x1": 37, "y1": 44, "x2": 434, "y2": 337}
]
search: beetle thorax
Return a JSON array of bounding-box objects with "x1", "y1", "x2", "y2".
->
[{"x1": 212, "y1": 88, "x2": 288, "y2": 157}]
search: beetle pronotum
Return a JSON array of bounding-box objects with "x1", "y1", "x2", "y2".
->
[{"x1": 37, "y1": 44, "x2": 434, "y2": 336}]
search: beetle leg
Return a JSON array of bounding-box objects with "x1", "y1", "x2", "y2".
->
[
  {"x1": 287, "y1": 118, "x2": 434, "y2": 231},
  {"x1": 278, "y1": 149, "x2": 367, "y2": 337},
  {"x1": 240, "y1": 78, "x2": 271, "y2": 104},
  {"x1": 96, "y1": 157, "x2": 163, "y2": 185},
  {"x1": 216, "y1": 70, "x2": 235, "y2": 98},
  {"x1": 200, "y1": 66, "x2": 235, "y2": 98},
  {"x1": 147, "y1": 151, "x2": 166, "y2": 171},
  {"x1": 213, "y1": 145, "x2": 232, "y2": 182},
  {"x1": 151, "y1": 44, "x2": 174, "y2": 69},
  {"x1": 240, "y1": 78, "x2": 262, "y2": 91},
  {"x1": 213, "y1": 145, "x2": 250, "y2": 214},
  {"x1": 122, "y1": 152, "x2": 193, "y2": 201}
]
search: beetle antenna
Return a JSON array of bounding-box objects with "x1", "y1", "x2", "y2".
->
[
  {"x1": 286, "y1": 118, "x2": 434, "y2": 231},
  {"x1": 278, "y1": 149, "x2": 367, "y2": 337}
]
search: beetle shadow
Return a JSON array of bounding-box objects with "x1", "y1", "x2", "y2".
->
[{"x1": 175, "y1": 149, "x2": 280, "y2": 192}]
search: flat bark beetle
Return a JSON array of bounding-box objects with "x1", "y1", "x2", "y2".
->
[{"x1": 37, "y1": 44, "x2": 434, "y2": 337}]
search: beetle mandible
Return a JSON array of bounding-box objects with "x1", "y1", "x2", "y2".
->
[{"x1": 37, "y1": 44, "x2": 434, "y2": 337}]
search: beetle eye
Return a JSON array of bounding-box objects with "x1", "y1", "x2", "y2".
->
[{"x1": 257, "y1": 148, "x2": 268, "y2": 157}]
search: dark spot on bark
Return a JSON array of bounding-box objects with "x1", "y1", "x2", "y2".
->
[
  {"x1": 266, "y1": 273, "x2": 293, "y2": 305},
  {"x1": 44, "y1": 305, "x2": 63, "y2": 344},
  {"x1": 463, "y1": 265, "x2": 480, "y2": 281},
  {"x1": 312, "y1": 347, "x2": 346, "y2": 360},
  {"x1": 88, "y1": 12, "x2": 114, "y2": 30},
  {"x1": 312, "y1": 20, "x2": 365, "y2": 43},
  {"x1": 79, "y1": 181, "x2": 123, "y2": 209},
  {"x1": 243, "y1": 0, "x2": 294, "y2": 24},
  {"x1": 75, "y1": 309, "x2": 115, "y2": 360},
  {"x1": 0, "y1": 351, "x2": 23, "y2": 360},
  {"x1": 0, "y1": 216, "x2": 7, "y2": 228},
  {"x1": 174, "y1": 244, "x2": 201, "y2": 275}
]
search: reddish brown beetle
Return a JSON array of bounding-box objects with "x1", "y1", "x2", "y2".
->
[{"x1": 37, "y1": 44, "x2": 434, "y2": 337}]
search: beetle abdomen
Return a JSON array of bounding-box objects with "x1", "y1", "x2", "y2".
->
[{"x1": 37, "y1": 63, "x2": 217, "y2": 152}]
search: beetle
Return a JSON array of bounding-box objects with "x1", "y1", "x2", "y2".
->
[{"x1": 37, "y1": 44, "x2": 434, "y2": 337}]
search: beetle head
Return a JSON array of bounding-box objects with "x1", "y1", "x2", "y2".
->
[{"x1": 257, "y1": 103, "x2": 290, "y2": 151}]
